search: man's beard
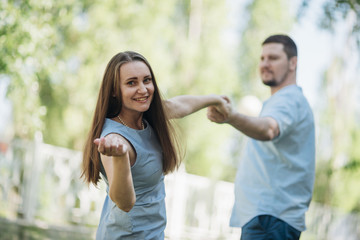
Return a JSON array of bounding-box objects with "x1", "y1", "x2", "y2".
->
[
  {"x1": 263, "y1": 79, "x2": 278, "y2": 87},
  {"x1": 262, "y1": 70, "x2": 289, "y2": 87}
]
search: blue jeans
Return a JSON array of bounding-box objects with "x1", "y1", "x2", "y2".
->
[{"x1": 240, "y1": 215, "x2": 301, "y2": 240}]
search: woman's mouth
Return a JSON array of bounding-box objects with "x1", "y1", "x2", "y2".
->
[{"x1": 134, "y1": 96, "x2": 149, "y2": 102}]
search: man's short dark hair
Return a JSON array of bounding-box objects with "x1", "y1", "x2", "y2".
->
[{"x1": 262, "y1": 34, "x2": 297, "y2": 59}]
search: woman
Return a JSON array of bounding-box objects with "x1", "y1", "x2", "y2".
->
[{"x1": 81, "y1": 51, "x2": 228, "y2": 239}]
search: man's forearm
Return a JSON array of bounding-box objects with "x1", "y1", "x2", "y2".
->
[{"x1": 228, "y1": 113, "x2": 279, "y2": 141}]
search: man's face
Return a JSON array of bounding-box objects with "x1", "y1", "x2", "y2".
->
[{"x1": 259, "y1": 43, "x2": 291, "y2": 87}]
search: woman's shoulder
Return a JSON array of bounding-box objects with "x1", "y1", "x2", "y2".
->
[{"x1": 101, "y1": 118, "x2": 125, "y2": 137}]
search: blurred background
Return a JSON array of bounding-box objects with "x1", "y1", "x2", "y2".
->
[{"x1": 1, "y1": 0, "x2": 360, "y2": 239}]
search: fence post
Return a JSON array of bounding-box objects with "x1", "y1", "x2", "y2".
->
[
  {"x1": 165, "y1": 169, "x2": 188, "y2": 239},
  {"x1": 19, "y1": 139, "x2": 42, "y2": 221}
]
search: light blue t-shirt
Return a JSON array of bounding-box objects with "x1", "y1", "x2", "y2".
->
[
  {"x1": 230, "y1": 85, "x2": 315, "y2": 231},
  {"x1": 96, "y1": 118, "x2": 166, "y2": 240}
]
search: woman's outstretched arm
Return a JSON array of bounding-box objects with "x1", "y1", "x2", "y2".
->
[
  {"x1": 94, "y1": 134, "x2": 136, "y2": 212},
  {"x1": 164, "y1": 94, "x2": 230, "y2": 119}
]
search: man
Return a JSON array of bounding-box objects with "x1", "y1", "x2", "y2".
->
[{"x1": 208, "y1": 34, "x2": 315, "y2": 239}]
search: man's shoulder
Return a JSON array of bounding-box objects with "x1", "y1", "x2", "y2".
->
[{"x1": 272, "y1": 85, "x2": 309, "y2": 105}]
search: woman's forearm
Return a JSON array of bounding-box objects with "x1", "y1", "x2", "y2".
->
[
  {"x1": 108, "y1": 155, "x2": 136, "y2": 212},
  {"x1": 165, "y1": 94, "x2": 225, "y2": 119}
]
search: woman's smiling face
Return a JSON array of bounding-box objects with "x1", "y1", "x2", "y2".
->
[{"x1": 119, "y1": 61, "x2": 155, "y2": 114}]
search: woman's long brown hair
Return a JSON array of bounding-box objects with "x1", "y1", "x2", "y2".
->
[{"x1": 81, "y1": 51, "x2": 181, "y2": 186}]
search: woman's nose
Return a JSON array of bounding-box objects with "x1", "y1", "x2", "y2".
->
[{"x1": 137, "y1": 83, "x2": 147, "y2": 93}]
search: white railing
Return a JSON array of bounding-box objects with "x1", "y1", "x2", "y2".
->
[
  {"x1": 0, "y1": 139, "x2": 360, "y2": 239},
  {"x1": 305, "y1": 202, "x2": 360, "y2": 240},
  {"x1": 165, "y1": 169, "x2": 241, "y2": 239},
  {"x1": 0, "y1": 139, "x2": 241, "y2": 239}
]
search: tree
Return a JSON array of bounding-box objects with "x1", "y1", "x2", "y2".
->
[
  {"x1": 223, "y1": 0, "x2": 294, "y2": 179},
  {"x1": 297, "y1": 0, "x2": 360, "y2": 214},
  {"x1": 235, "y1": 0, "x2": 294, "y2": 98},
  {"x1": 1, "y1": 0, "x2": 240, "y2": 179},
  {"x1": 1, "y1": 0, "x2": 91, "y2": 148},
  {"x1": 312, "y1": 15, "x2": 360, "y2": 213},
  {"x1": 299, "y1": 0, "x2": 360, "y2": 46}
]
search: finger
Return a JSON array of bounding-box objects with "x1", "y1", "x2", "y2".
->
[
  {"x1": 213, "y1": 106, "x2": 224, "y2": 115},
  {"x1": 207, "y1": 105, "x2": 218, "y2": 114},
  {"x1": 106, "y1": 142, "x2": 126, "y2": 156},
  {"x1": 118, "y1": 144, "x2": 128, "y2": 155},
  {"x1": 208, "y1": 115, "x2": 222, "y2": 123},
  {"x1": 207, "y1": 111, "x2": 213, "y2": 120},
  {"x1": 100, "y1": 137, "x2": 106, "y2": 145},
  {"x1": 210, "y1": 107, "x2": 222, "y2": 116},
  {"x1": 100, "y1": 138, "x2": 113, "y2": 155},
  {"x1": 207, "y1": 108, "x2": 218, "y2": 118},
  {"x1": 207, "y1": 109, "x2": 222, "y2": 121},
  {"x1": 94, "y1": 138, "x2": 100, "y2": 145},
  {"x1": 221, "y1": 95, "x2": 231, "y2": 103},
  {"x1": 97, "y1": 140, "x2": 105, "y2": 154},
  {"x1": 214, "y1": 106, "x2": 228, "y2": 118},
  {"x1": 207, "y1": 107, "x2": 213, "y2": 114},
  {"x1": 115, "y1": 142, "x2": 122, "y2": 153},
  {"x1": 207, "y1": 114, "x2": 216, "y2": 122}
]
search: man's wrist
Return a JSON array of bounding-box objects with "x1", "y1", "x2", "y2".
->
[{"x1": 226, "y1": 112, "x2": 237, "y2": 125}]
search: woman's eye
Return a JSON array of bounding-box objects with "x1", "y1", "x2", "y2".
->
[
  {"x1": 127, "y1": 81, "x2": 135, "y2": 86},
  {"x1": 144, "y1": 78, "x2": 152, "y2": 83}
]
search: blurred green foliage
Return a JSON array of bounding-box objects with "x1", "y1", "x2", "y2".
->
[
  {"x1": 313, "y1": 53, "x2": 360, "y2": 213},
  {"x1": 1, "y1": 0, "x2": 360, "y2": 214},
  {"x1": 235, "y1": 0, "x2": 293, "y2": 98},
  {"x1": 299, "y1": 0, "x2": 360, "y2": 45},
  {"x1": 1, "y1": 0, "x2": 241, "y2": 180}
]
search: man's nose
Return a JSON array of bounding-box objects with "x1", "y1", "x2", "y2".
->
[{"x1": 260, "y1": 59, "x2": 270, "y2": 68}]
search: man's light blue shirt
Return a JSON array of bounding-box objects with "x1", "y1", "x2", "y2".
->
[{"x1": 230, "y1": 85, "x2": 315, "y2": 231}]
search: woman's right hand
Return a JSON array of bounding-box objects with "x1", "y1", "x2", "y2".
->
[{"x1": 94, "y1": 134, "x2": 129, "y2": 157}]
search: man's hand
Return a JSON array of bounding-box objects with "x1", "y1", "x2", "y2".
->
[
  {"x1": 94, "y1": 134, "x2": 128, "y2": 157},
  {"x1": 207, "y1": 96, "x2": 233, "y2": 123}
]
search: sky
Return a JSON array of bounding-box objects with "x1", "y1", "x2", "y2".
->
[{"x1": 291, "y1": 0, "x2": 334, "y2": 106}]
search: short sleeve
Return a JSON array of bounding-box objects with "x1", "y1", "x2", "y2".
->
[{"x1": 261, "y1": 91, "x2": 299, "y2": 140}]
